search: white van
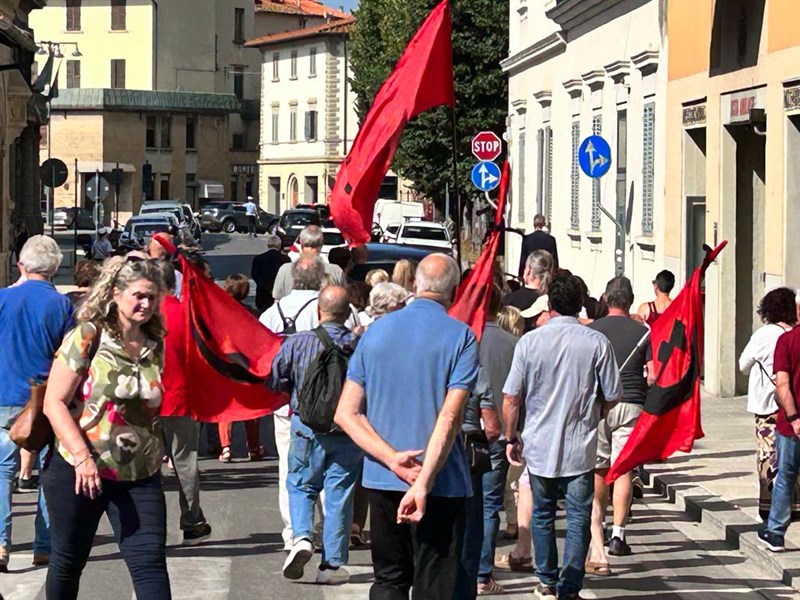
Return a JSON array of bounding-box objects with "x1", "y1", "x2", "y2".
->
[{"x1": 373, "y1": 200, "x2": 425, "y2": 232}]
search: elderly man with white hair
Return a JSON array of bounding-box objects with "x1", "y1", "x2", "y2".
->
[
  {"x1": 335, "y1": 253, "x2": 480, "y2": 599},
  {"x1": 0, "y1": 235, "x2": 74, "y2": 571},
  {"x1": 272, "y1": 226, "x2": 345, "y2": 300}
]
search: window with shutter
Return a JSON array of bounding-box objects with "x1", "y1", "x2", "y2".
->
[
  {"x1": 234, "y1": 8, "x2": 245, "y2": 43},
  {"x1": 309, "y1": 47, "x2": 317, "y2": 77},
  {"x1": 545, "y1": 126, "x2": 553, "y2": 224},
  {"x1": 305, "y1": 111, "x2": 317, "y2": 140},
  {"x1": 160, "y1": 117, "x2": 171, "y2": 149},
  {"x1": 570, "y1": 121, "x2": 580, "y2": 230},
  {"x1": 111, "y1": 59, "x2": 125, "y2": 89},
  {"x1": 290, "y1": 107, "x2": 297, "y2": 142},
  {"x1": 186, "y1": 116, "x2": 196, "y2": 149},
  {"x1": 111, "y1": 0, "x2": 126, "y2": 31},
  {"x1": 290, "y1": 51, "x2": 297, "y2": 79},
  {"x1": 272, "y1": 52, "x2": 280, "y2": 81},
  {"x1": 517, "y1": 130, "x2": 525, "y2": 222},
  {"x1": 146, "y1": 116, "x2": 157, "y2": 148},
  {"x1": 232, "y1": 66, "x2": 244, "y2": 100},
  {"x1": 66, "y1": 60, "x2": 80, "y2": 88},
  {"x1": 641, "y1": 101, "x2": 656, "y2": 236},
  {"x1": 271, "y1": 109, "x2": 279, "y2": 144},
  {"x1": 66, "y1": 0, "x2": 81, "y2": 31}
]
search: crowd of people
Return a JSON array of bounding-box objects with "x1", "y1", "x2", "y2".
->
[{"x1": 0, "y1": 215, "x2": 798, "y2": 600}]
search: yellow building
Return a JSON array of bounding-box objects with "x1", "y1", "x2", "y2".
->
[
  {"x1": 30, "y1": 0, "x2": 263, "y2": 222},
  {"x1": 665, "y1": 0, "x2": 800, "y2": 396}
]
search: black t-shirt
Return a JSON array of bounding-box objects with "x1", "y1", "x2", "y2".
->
[
  {"x1": 589, "y1": 315, "x2": 650, "y2": 404},
  {"x1": 503, "y1": 287, "x2": 540, "y2": 311}
]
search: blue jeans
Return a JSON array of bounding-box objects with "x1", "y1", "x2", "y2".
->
[
  {"x1": 530, "y1": 471, "x2": 594, "y2": 596},
  {"x1": 287, "y1": 415, "x2": 363, "y2": 567},
  {"x1": 0, "y1": 406, "x2": 50, "y2": 554},
  {"x1": 455, "y1": 471, "x2": 483, "y2": 599},
  {"x1": 478, "y1": 442, "x2": 509, "y2": 583},
  {"x1": 767, "y1": 433, "x2": 800, "y2": 537}
]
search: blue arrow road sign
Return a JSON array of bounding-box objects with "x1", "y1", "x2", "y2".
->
[
  {"x1": 578, "y1": 135, "x2": 612, "y2": 178},
  {"x1": 471, "y1": 161, "x2": 501, "y2": 192}
]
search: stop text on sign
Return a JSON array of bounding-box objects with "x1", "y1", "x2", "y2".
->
[{"x1": 471, "y1": 131, "x2": 502, "y2": 162}]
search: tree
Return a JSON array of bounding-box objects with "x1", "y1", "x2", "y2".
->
[{"x1": 349, "y1": 0, "x2": 509, "y2": 215}]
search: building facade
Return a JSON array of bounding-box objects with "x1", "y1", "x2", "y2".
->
[
  {"x1": 248, "y1": 16, "x2": 358, "y2": 214},
  {"x1": 665, "y1": 0, "x2": 800, "y2": 396},
  {"x1": 502, "y1": 0, "x2": 667, "y2": 306},
  {"x1": 30, "y1": 0, "x2": 263, "y2": 223},
  {"x1": 0, "y1": 0, "x2": 46, "y2": 286}
]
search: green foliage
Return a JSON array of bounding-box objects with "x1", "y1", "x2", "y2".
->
[{"x1": 349, "y1": 0, "x2": 509, "y2": 212}]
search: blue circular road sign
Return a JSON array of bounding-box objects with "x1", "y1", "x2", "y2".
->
[
  {"x1": 578, "y1": 135, "x2": 612, "y2": 179},
  {"x1": 471, "y1": 161, "x2": 501, "y2": 192}
]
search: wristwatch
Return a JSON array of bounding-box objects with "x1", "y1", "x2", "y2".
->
[
  {"x1": 787, "y1": 413, "x2": 800, "y2": 423},
  {"x1": 506, "y1": 437, "x2": 520, "y2": 445}
]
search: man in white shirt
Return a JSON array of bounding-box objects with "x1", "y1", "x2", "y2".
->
[
  {"x1": 91, "y1": 227, "x2": 113, "y2": 260},
  {"x1": 272, "y1": 226, "x2": 344, "y2": 300},
  {"x1": 243, "y1": 196, "x2": 258, "y2": 238}
]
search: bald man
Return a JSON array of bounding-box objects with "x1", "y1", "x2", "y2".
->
[
  {"x1": 270, "y1": 285, "x2": 362, "y2": 585},
  {"x1": 335, "y1": 253, "x2": 480, "y2": 599}
]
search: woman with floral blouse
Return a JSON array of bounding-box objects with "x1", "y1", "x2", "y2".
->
[{"x1": 42, "y1": 256, "x2": 171, "y2": 600}]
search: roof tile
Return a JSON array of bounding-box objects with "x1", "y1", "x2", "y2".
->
[{"x1": 245, "y1": 15, "x2": 355, "y2": 48}]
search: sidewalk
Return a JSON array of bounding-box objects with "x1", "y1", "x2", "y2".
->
[{"x1": 642, "y1": 392, "x2": 800, "y2": 592}]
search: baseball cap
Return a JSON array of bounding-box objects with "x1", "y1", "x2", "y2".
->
[{"x1": 520, "y1": 294, "x2": 550, "y2": 319}]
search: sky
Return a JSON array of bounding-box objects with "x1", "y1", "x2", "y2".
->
[{"x1": 339, "y1": 0, "x2": 359, "y2": 13}]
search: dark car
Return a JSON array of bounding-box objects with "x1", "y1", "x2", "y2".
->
[
  {"x1": 276, "y1": 208, "x2": 322, "y2": 249},
  {"x1": 362, "y1": 243, "x2": 439, "y2": 276},
  {"x1": 200, "y1": 201, "x2": 279, "y2": 234},
  {"x1": 53, "y1": 207, "x2": 96, "y2": 230}
]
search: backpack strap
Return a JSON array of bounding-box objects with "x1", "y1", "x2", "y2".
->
[
  {"x1": 312, "y1": 325, "x2": 335, "y2": 350},
  {"x1": 276, "y1": 300, "x2": 289, "y2": 327},
  {"x1": 293, "y1": 298, "x2": 317, "y2": 321}
]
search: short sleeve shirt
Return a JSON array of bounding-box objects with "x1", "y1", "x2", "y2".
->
[
  {"x1": 347, "y1": 299, "x2": 479, "y2": 497},
  {"x1": 56, "y1": 323, "x2": 165, "y2": 481},
  {"x1": 773, "y1": 327, "x2": 800, "y2": 437}
]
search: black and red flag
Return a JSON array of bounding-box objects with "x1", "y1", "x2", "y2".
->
[
  {"x1": 449, "y1": 161, "x2": 510, "y2": 341},
  {"x1": 606, "y1": 241, "x2": 728, "y2": 483},
  {"x1": 179, "y1": 257, "x2": 287, "y2": 422}
]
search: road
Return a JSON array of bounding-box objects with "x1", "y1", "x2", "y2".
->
[{"x1": 2, "y1": 454, "x2": 798, "y2": 600}]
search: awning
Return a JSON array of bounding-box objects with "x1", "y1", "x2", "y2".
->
[
  {"x1": 198, "y1": 179, "x2": 225, "y2": 199},
  {"x1": 77, "y1": 161, "x2": 137, "y2": 173}
]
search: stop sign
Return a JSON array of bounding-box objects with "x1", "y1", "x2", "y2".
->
[{"x1": 471, "y1": 131, "x2": 502, "y2": 161}]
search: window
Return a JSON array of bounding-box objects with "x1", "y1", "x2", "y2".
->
[
  {"x1": 146, "y1": 116, "x2": 157, "y2": 148},
  {"x1": 268, "y1": 177, "x2": 280, "y2": 212},
  {"x1": 570, "y1": 120, "x2": 580, "y2": 230},
  {"x1": 271, "y1": 107, "x2": 279, "y2": 143},
  {"x1": 536, "y1": 127, "x2": 553, "y2": 221},
  {"x1": 272, "y1": 52, "x2": 279, "y2": 81},
  {"x1": 232, "y1": 133, "x2": 245, "y2": 150},
  {"x1": 234, "y1": 8, "x2": 245, "y2": 44},
  {"x1": 517, "y1": 130, "x2": 525, "y2": 222},
  {"x1": 66, "y1": 0, "x2": 81, "y2": 32},
  {"x1": 591, "y1": 114, "x2": 602, "y2": 232},
  {"x1": 160, "y1": 174, "x2": 170, "y2": 200},
  {"x1": 66, "y1": 60, "x2": 80, "y2": 88},
  {"x1": 110, "y1": 59, "x2": 126, "y2": 89},
  {"x1": 232, "y1": 66, "x2": 244, "y2": 101},
  {"x1": 290, "y1": 105, "x2": 297, "y2": 142},
  {"x1": 641, "y1": 101, "x2": 656, "y2": 236},
  {"x1": 185, "y1": 173, "x2": 197, "y2": 209},
  {"x1": 111, "y1": 0, "x2": 126, "y2": 31},
  {"x1": 290, "y1": 50, "x2": 297, "y2": 79},
  {"x1": 309, "y1": 47, "x2": 317, "y2": 77},
  {"x1": 304, "y1": 110, "x2": 318, "y2": 141},
  {"x1": 186, "y1": 116, "x2": 196, "y2": 149},
  {"x1": 160, "y1": 116, "x2": 171, "y2": 149},
  {"x1": 304, "y1": 176, "x2": 318, "y2": 204}
]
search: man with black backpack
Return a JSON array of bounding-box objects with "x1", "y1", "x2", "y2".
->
[{"x1": 269, "y1": 286, "x2": 362, "y2": 585}]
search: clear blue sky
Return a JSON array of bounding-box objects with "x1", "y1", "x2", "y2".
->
[{"x1": 339, "y1": 0, "x2": 359, "y2": 13}]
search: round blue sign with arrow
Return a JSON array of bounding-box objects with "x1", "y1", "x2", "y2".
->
[
  {"x1": 471, "y1": 161, "x2": 501, "y2": 192},
  {"x1": 578, "y1": 135, "x2": 612, "y2": 179}
]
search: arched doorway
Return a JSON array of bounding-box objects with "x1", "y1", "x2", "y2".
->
[{"x1": 288, "y1": 176, "x2": 299, "y2": 207}]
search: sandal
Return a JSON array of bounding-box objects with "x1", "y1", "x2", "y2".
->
[
  {"x1": 477, "y1": 578, "x2": 505, "y2": 595},
  {"x1": 218, "y1": 447, "x2": 232, "y2": 463},
  {"x1": 494, "y1": 552, "x2": 532, "y2": 572},
  {"x1": 585, "y1": 560, "x2": 612, "y2": 576}
]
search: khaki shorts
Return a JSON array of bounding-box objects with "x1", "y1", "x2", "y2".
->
[{"x1": 596, "y1": 402, "x2": 643, "y2": 470}]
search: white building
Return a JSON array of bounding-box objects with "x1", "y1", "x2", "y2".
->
[
  {"x1": 502, "y1": 0, "x2": 668, "y2": 303},
  {"x1": 247, "y1": 16, "x2": 359, "y2": 214}
]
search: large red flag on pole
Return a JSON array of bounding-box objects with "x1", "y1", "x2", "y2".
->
[
  {"x1": 330, "y1": 0, "x2": 454, "y2": 244},
  {"x1": 449, "y1": 161, "x2": 510, "y2": 341},
  {"x1": 179, "y1": 257, "x2": 288, "y2": 422},
  {"x1": 606, "y1": 241, "x2": 728, "y2": 483}
]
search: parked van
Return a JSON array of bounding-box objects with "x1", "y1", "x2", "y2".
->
[{"x1": 373, "y1": 200, "x2": 425, "y2": 232}]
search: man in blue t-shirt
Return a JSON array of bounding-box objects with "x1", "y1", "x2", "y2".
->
[
  {"x1": 0, "y1": 235, "x2": 74, "y2": 571},
  {"x1": 335, "y1": 253, "x2": 479, "y2": 599}
]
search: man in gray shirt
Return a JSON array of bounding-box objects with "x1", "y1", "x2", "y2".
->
[
  {"x1": 503, "y1": 274, "x2": 622, "y2": 600},
  {"x1": 272, "y1": 226, "x2": 344, "y2": 300}
]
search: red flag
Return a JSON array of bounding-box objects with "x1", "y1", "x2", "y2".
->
[
  {"x1": 330, "y1": 0, "x2": 454, "y2": 244},
  {"x1": 448, "y1": 161, "x2": 510, "y2": 340},
  {"x1": 606, "y1": 241, "x2": 728, "y2": 483},
  {"x1": 179, "y1": 257, "x2": 288, "y2": 422}
]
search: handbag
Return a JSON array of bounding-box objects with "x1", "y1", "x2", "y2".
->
[
  {"x1": 8, "y1": 382, "x2": 51, "y2": 452},
  {"x1": 9, "y1": 327, "x2": 102, "y2": 452},
  {"x1": 463, "y1": 430, "x2": 492, "y2": 476}
]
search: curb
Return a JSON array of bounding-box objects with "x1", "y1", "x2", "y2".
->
[{"x1": 642, "y1": 468, "x2": 800, "y2": 593}]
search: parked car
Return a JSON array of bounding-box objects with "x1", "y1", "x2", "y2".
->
[
  {"x1": 294, "y1": 203, "x2": 332, "y2": 224},
  {"x1": 393, "y1": 219, "x2": 455, "y2": 256},
  {"x1": 361, "y1": 243, "x2": 440, "y2": 276},
  {"x1": 119, "y1": 214, "x2": 178, "y2": 249},
  {"x1": 53, "y1": 207, "x2": 96, "y2": 230},
  {"x1": 287, "y1": 227, "x2": 347, "y2": 262},
  {"x1": 276, "y1": 208, "x2": 321, "y2": 249},
  {"x1": 200, "y1": 201, "x2": 279, "y2": 234},
  {"x1": 139, "y1": 200, "x2": 200, "y2": 241}
]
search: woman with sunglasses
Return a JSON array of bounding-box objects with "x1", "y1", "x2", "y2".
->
[{"x1": 42, "y1": 256, "x2": 172, "y2": 599}]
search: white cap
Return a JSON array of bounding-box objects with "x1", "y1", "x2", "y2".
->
[
  {"x1": 97, "y1": 226, "x2": 108, "y2": 235},
  {"x1": 247, "y1": 195, "x2": 254, "y2": 201},
  {"x1": 520, "y1": 294, "x2": 550, "y2": 319}
]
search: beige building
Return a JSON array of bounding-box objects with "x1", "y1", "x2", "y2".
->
[
  {"x1": 247, "y1": 15, "x2": 359, "y2": 214},
  {"x1": 502, "y1": 0, "x2": 668, "y2": 305},
  {"x1": 0, "y1": 0, "x2": 47, "y2": 286},
  {"x1": 254, "y1": 0, "x2": 348, "y2": 37},
  {"x1": 665, "y1": 0, "x2": 800, "y2": 396},
  {"x1": 30, "y1": 0, "x2": 263, "y2": 223}
]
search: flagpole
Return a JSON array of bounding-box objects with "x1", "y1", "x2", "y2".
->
[{"x1": 451, "y1": 104, "x2": 462, "y2": 266}]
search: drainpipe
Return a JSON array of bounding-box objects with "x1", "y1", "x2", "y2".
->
[
  {"x1": 343, "y1": 33, "x2": 348, "y2": 155},
  {"x1": 150, "y1": 0, "x2": 158, "y2": 89}
]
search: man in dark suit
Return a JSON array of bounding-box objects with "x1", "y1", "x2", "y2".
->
[
  {"x1": 518, "y1": 214, "x2": 558, "y2": 278},
  {"x1": 251, "y1": 234, "x2": 290, "y2": 313}
]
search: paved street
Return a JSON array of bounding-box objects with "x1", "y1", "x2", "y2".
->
[{"x1": 2, "y1": 452, "x2": 798, "y2": 600}]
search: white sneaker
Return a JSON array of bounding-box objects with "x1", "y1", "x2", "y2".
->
[
  {"x1": 316, "y1": 566, "x2": 350, "y2": 585},
  {"x1": 282, "y1": 538, "x2": 314, "y2": 580}
]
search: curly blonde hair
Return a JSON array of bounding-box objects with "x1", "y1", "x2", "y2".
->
[
  {"x1": 77, "y1": 257, "x2": 166, "y2": 341},
  {"x1": 497, "y1": 306, "x2": 524, "y2": 338}
]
